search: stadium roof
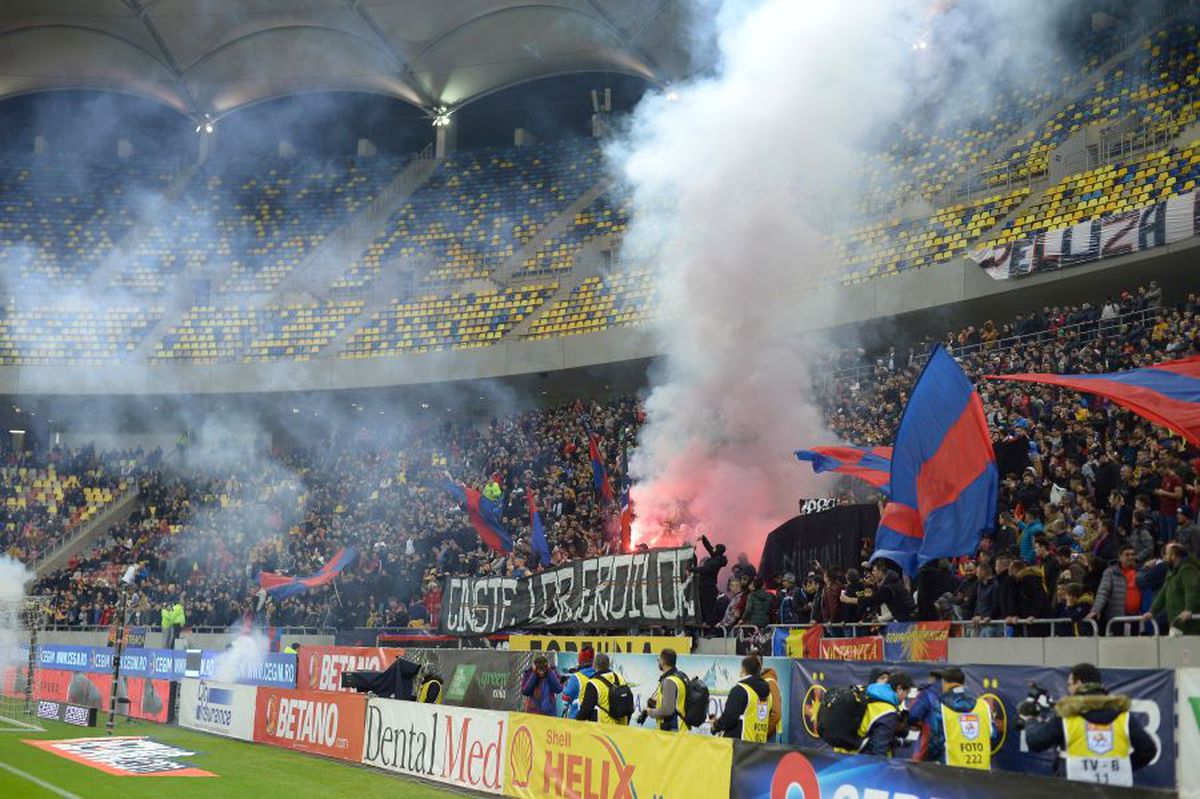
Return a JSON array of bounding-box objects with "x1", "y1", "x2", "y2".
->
[{"x1": 0, "y1": 0, "x2": 687, "y2": 121}]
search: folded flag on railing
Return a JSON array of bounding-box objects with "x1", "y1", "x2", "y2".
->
[
  {"x1": 795, "y1": 445, "x2": 893, "y2": 491},
  {"x1": 443, "y1": 480, "x2": 513, "y2": 555},
  {"x1": 872, "y1": 345, "x2": 998, "y2": 575},
  {"x1": 987, "y1": 355, "x2": 1200, "y2": 447},
  {"x1": 258, "y1": 547, "x2": 358, "y2": 600}
]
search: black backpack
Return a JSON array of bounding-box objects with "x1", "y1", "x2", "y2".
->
[
  {"x1": 682, "y1": 675, "x2": 710, "y2": 729},
  {"x1": 596, "y1": 673, "x2": 635, "y2": 722},
  {"x1": 816, "y1": 685, "x2": 869, "y2": 750}
]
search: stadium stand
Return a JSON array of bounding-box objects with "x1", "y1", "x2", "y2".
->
[
  {"x1": 341, "y1": 285, "x2": 556, "y2": 356},
  {"x1": 115, "y1": 156, "x2": 405, "y2": 295},
  {"x1": 0, "y1": 306, "x2": 162, "y2": 365},
  {"x1": 987, "y1": 137, "x2": 1200, "y2": 244},
  {"x1": 331, "y1": 142, "x2": 603, "y2": 293},
  {"x1": 0, "y1": 157, "x2": 174, "y2": 286},
  {"x1": 154, "y1": 299, "x2": 366, "y2": 364},
  {"x1": 526, "y1": 271, "x2": 658, "y2": 339},
  {"x1": 520, "y1": 193, "x2": 629, "y2": 277}
]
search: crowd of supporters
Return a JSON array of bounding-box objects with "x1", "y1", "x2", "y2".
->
[{"x1": 9, "y1": 284, "x2": 1200, "y2": 637}]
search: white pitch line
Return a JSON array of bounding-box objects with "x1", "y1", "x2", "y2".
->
[{"x1": 0, "y1": 760, "x2": 86, "y2": 799}]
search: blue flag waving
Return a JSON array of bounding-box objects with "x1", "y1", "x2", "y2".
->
[
  {"x1": 872, "y1": 345, "x2": 998, "y2": 575},
  {"x1": 526, "y1": 485, "x2": 551, "y2": 568}
]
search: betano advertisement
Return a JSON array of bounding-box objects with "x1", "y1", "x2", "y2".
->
[
  {"x1": 179, "y1": 679, "x2": 258, "y2": 741},
  {"x1": 296, "y1": 646, "x2": 407, "y2": 694},
  {"x1": 555, "y1": 652, "x2": 794, "y2": 741},
  {"x1": 361, "y1": 698, "x2": 507, "y2": 793},
  {"x1": 508, "y1": 635, "x2": 692, "y2": 654},
  {"x1": 503, "y1": 711, "x2": 732, "y2": 799},
  {"x1": 254, "y1": 687, "x2": 366, "y2": 762}
]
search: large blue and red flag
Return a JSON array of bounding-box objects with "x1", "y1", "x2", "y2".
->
[
  {"x1": 258, "y1": 546, "x2": 358, "y2": 600},
  {"x1": 588, "y1": 433, "x2": 615, "y2": 504},
  {"x1": 873, "y1": 345, "x2": 998, "y2": 575},
  {"x1": 443, "y1": 480, "x2": 513, "y2": 555},
  {"x1": 795, "y1": 445, "x2": 893, "y2": 491},
  {"x1": 525, "y1": 485, "x2": 552, "y2": 568},
  {"x1": 987, "y1": 355, "x2": 1200, "y2": 447}
]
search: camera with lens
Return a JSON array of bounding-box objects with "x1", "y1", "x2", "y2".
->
[{"x1": 1015, "y1": 681, "x2": 1056, "y2": 728}]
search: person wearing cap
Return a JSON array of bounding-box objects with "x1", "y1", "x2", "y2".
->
[
  {"x1": 1178, "y1": 506, "x2": 1200, "y2": 559},
  {"x1": 560, "y1": 646, "x2": 596, "y2": 718},
  {"x1": 907, "y1": 666, "x2": 999, "y2": 770}
]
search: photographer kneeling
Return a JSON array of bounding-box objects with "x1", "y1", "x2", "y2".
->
[{"x1": 1023, "y1": 663, "x2": 1157, "y2": 786}]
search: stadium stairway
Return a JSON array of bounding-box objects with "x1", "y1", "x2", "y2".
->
[
  {"x1": 489, "y1": 177, "x2": 614, "y2": 284},
  {"x1": 272, "y1": 150, "x2": 440, "y2": 298},
  {"x1": 504, "y1": 237, "x2": 612, "y2": 340},
  {"x1": 81, "y1": 161, "x2": 200, "y2": 294},
  {"x1": 33, "y1": 482, "x2": 141, "y2": 578}
]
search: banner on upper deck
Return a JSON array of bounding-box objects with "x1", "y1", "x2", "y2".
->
[
  {"x1": 440, "y1": 547, "x2": 698, "y2": 635},
  {"x1": 508, "y1": 635, "x2": 691, "y2": 654}
]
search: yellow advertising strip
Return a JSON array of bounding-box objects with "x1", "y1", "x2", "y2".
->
[
  {"x1": 508, "y1": 635, "x2": 692, "y2": 655},
  {"x1": 504, "y1": 712, "x2": 732, "y2": 799}
]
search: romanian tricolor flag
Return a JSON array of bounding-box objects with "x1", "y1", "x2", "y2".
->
[
  {"x1": 588, "y1": 433, "x2": 615, "y2": 504},
  {"x1": 988, "y1": 355, "x2": 1200, "y2": 447},
  {"x1": 258, "y1": 547, "x2": 358, "y2": 600}
]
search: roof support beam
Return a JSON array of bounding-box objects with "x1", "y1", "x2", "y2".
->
[
  {"x1": 122, "y1": 0, "x2": 205, "y2": 119},
  {"x1": 345, "y1": 0, "x2": 436, "y2": 108},
  {"x1": 584, "y1": 0, "x2": 664, "y2": 76}
]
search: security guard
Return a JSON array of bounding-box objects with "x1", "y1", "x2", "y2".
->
[
  {"x1": 417, "y1": 670, "x2": 443, "y2": 704},
  {"x1": 642, "y1": 648, "x2": 689, "y2": 731},
  {"x1": 908, "y1": 666, "x2": 998, "y2": 769},
  {"x1": 711, "y1": 656, "x2": 772, "y2": 742},
  {"x1": 1025, "y1": 663, "x2": 1157, "y2": 785},
  {"x1": 576, "y1": 653, "x2": 630, "y2": 725}
]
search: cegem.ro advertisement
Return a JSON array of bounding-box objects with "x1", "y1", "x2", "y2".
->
[
  {"x1": 295, "y1": 646, "x2": 407, "y2": 694},
  {"x1": 362, "y1": 698, "x2": 507, "y2": 793},
  {"x1": 503, "y1": 711, "x2": 732, "y2": 799},
  {"x1": 179, "y1": 679, "x2": 258, "y2": 741},
  {"x1": 3, "y1": 667, "x2": 169, "y2": 724},
  {"x1": 254, "y1": 687, "x2": 366, "y2": 762}
]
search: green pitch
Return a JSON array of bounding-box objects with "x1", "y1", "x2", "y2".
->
[{"x1": 0, "y1": 714, "x2": 472, "y2": 799}]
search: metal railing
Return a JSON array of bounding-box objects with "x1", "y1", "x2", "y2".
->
[
  {"x1": 768, "y1": 617, "x2": 1102, "y2": 643},
  {"x1": 824, "y1": 304, "x2": 1162, "y2": 387},
  {"x1": 1104, "y1": 615, "x2": 1162, "y2": 637}
]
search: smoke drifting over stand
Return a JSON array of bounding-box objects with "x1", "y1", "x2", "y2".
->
[{"x1": 611, "y1": 0, "x2": 1073, "y2": 557}]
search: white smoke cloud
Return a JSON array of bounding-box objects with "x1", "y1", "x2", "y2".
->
[
  {"x1": 212, "y1": 627, "x2": 269, "y2": 683},
  {"x1": 0, "y1": 555, "x2": 34, "y2": 669},
  {"x1": 611, "y1": 0, "x2": 1070, "y2": 558}
]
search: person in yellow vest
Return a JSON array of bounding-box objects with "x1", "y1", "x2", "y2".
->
[
  {"x1": 417, "y1": 670, "x2": 443, "y2": 704},
  {"x1": 1025, "y1": 662, "x2": 1157, "y2": 786},
  {"x1": 833, "y1": 669, "x2": 914, "y2": 756},
  {"x1": 710, "y1": 656, "x2": 772, "y2": 742},
  {"x1": 576, "y1": 653, "x2": 631, "y2": 725},
  {"x1": 908, "y1": 666, "x2": 999, "y2": 769},
  {"x1": 641, "y1": 648, "x2": 689, "y2": 731}
]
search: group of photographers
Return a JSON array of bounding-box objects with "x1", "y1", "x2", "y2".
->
[
  {"x1": 553, "y1": 646, "x2": 1157, "y2": 785},
  {"x1": 828, "y1": 661, "x2": 1159, "y2": 785}
]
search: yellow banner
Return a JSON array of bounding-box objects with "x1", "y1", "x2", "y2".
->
[
  {"x1": 507, "y1": 635, "x2": 692, "y2": 655},
  {"x1": 504, "y1": 712, "x2": 731, "y2": 799}
]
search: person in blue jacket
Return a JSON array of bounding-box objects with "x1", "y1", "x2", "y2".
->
[
  {"x1": 907, "y1": 666, "x2": 1001, "y2": 766},
  {"x1": 560, "y1": 647, "x2": 596, "y2": 718}
]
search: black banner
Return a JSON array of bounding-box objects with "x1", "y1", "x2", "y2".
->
[
  {"x1": 732, "y1": 741, "x2": 1172, "y2": 799},
  {"x1": 758, "y1": 503, "x2": 879, "y2": 586},
  {"x1": 439, "y1": 547, "x2": 699, "y2": 635},
  {"x1": 401, "y1": 649, "x2": 533, "y2": 711}
]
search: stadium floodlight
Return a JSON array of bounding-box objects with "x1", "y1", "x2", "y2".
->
[
  {"x1": 432, "y1": 106, "x2": 452, "y2": 127},
  {"x1": 666, "y1": 90, "x2": 679, "y2": 102},
  {"x1": 913, "y1": 39, "x2": 928, "y2": 50},
  {"x1": 8, "y1": 429, "x2": 24, "y2": 434}
]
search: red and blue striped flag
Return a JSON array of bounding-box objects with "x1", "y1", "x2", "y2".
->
[
  {"x1": 988, "y1": 355, "x2": 1200, "y2": 447},
  {"x1": 795, "y1": 445, "x2": 893, "y2": 491},
  {"x1": 873, "y1": 345, "x2": 998, "y2": 575},
  {"x1": 258, "y1": 546, "x2": 358, "y2": 600},
  {"x1": 443, "y1": 480, "x2": 513, "y2": 555},
  {"x1": 526, "y1": 485, "x2": 551, "y2": 568},
  {"x1": 589, "y1": 433, "x2": 615, "y2": 504}
]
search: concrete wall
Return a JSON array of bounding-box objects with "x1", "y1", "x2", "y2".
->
[{"x1": 947, "y1": 634, "x2": 1200, "y2": 669}]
